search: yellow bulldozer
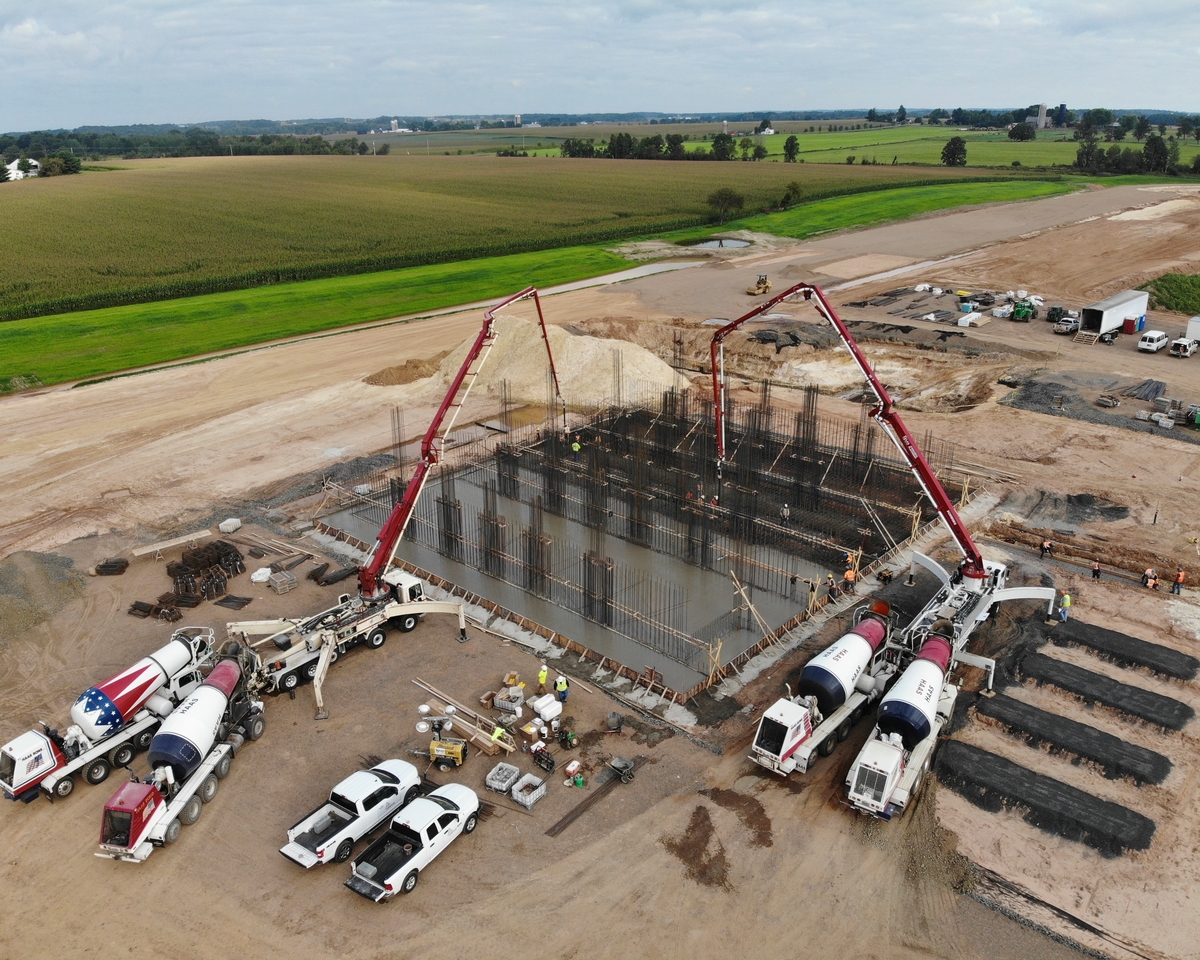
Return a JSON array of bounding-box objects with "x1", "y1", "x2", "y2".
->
[{"x1": 747, "y1": 274, "x2": 771, "y2": 296}]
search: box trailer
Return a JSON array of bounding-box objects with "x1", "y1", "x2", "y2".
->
[{"x1": 1081, "y1": 290, "x2": 1149, "y2": 336}]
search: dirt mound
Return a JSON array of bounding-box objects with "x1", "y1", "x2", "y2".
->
[
  {"x1": 0, "y1": 551, "x2": 86, "y2": 645},
  {"x1": 364, "y1": 350, "x2": 450, "y2": 386},
  {"x1": 436, "y1": 315, "x2": 679, "y2": 407}
]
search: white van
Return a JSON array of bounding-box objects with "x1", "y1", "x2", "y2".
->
[{"x1": 1138, "y1": 331, "x2": 1169, "y2": 353}]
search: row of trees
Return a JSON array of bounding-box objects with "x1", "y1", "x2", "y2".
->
[
  {"x1": 1075, "y1": 133, "x2": 1198, "y2": 174},
  {"x1": 560, "y1": 132, "x2": 803, "y2": 162},
  {"x1": 0, "y1": 127, "x2": 395, "y2": 163}
]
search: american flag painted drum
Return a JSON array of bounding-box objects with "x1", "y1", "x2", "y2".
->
[{"x1": 70, "y1": 637, "x2": 196, "y2": 742}]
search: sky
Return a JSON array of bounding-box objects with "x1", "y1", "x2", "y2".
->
[{"x1": 2, "y1": 1, "x2": 1198, "y2": 131}]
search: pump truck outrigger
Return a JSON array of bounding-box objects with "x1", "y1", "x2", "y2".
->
[
  {"x1": 227, "y1": 287, "x2": 567, "y2": 720},
  {"x1": 726, "y1": 284, "x2": 1054, "y2": 797}
]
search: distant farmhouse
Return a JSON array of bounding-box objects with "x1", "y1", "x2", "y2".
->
[{"x1": 5, "y1": 158, "x2": 40, "y2": 180}]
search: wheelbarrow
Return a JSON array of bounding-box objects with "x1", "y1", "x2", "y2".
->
[{"x1": 610, "y1": 757, "x2": 635, "y2": 784}]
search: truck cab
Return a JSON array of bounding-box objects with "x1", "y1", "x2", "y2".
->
[
  {"x1": 751, "y1": 698, "x2": 817, "y2": 775},
  {"x1": 383, "y1": 569, "x2": 426, "y2": 605}
]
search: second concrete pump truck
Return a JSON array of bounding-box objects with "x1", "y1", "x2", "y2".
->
[
  {"x1": 713, "y1": 283, "x2": 1054, "y2": 810},
  {"x1": 226, "y1": 287, "x2": 567, "y2": 719}
]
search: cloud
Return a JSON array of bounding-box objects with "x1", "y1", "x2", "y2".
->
[{"x1": 1, "y1": 0, "x2": 1197, "y2": 130}]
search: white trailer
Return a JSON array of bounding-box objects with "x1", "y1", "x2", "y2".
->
[{"x1": 1081, "y1": 289, "x2": 1149, "y2": 337}]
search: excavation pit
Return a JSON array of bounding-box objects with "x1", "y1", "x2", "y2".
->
[{"x1": 319, "y1": 388, "x2": 945, "y2": 697}]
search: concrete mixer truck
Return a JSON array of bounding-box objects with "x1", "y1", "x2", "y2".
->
[
  {"x1": 750, "y1": 602, "x2": 901, "y2": 776},
  {"x1": 0, "y1": 627, "x2": 216, "y2": 802},
  {"x1": 96, "y1": 648, "x2": 265, "y2": 862},
  {"x1": 844, "y1": 630, "x2": 956, "y2": 819}
]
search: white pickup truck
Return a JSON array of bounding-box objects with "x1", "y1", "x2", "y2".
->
[
  {"x1": 280, "y1": 759, "x2": 421, "y2": 867},
  {"x1": 345, "y1": 783, "x2": 480, "y2": 901}
]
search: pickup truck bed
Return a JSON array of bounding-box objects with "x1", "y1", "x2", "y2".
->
[
  {"x1": 346, "y1": 827, "x2": 423, "y2": 901},
  {"x1": 282, "y1": 805, "x2": 355, "y2": 865}
]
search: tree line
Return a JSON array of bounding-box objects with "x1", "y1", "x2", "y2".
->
[
  {"x1": 0, "y1": 127, "x2": 394, "y2": 164},
  {"x1": 560, "y1": 131, "x2": 804, "y2": 162}
]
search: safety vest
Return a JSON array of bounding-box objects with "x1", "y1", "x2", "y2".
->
[
  {"x1": 555, "y1": 676, "x2": 569, "y2": 693},
  {"x1": 572, "y1": 442, "x2": 581, "y2": 453},
  {"x1": 843, "y1": 569, "x2": 856, "y2": 582},
  {"x1": 1177, "y1": 571, "x2": 1186, "y2": 584},
  {"x1": 1061, "y1": 593, "x2": 1071, "y2": 608},
  {"x1": 538, "y1": 667, "x2": 548, "y2": 685}
]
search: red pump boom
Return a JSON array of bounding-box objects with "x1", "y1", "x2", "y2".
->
[
  {"x1": 710, "y1": 282, "x2": 987, "y2": 585},
  {"x1": 358, "y1": 287, "x2": 566, "y2": 599}
]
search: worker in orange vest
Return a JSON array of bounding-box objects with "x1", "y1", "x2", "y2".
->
[
  {"x1": 842, "y1": 567, "x2": 857, "y2": 594},
  {"x1": 1173, "y1": 568, "x2": 1186, "y2": 595}
]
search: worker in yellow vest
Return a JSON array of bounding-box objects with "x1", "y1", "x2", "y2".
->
[
  {"x1": 555, "y1": 674, "x2": 570, "y2": 704},
  {"x1": 537, "y1": 663, "x2": 549, "y2": 696},
  {"x1": 1057, "y1": 589, "x2": 1071, "y2": 622}
]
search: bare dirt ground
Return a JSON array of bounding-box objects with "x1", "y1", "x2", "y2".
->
[{"x1": 5, "y1": 182, "x2": 1200, "y2": 960}]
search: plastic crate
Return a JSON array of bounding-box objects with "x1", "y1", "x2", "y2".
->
[
  {"x1": 511, "y1": 773, "x2": 547, "y2": 809},
  {"x1": 485, "y1": 762, "x2": 520, "y2": 794}
]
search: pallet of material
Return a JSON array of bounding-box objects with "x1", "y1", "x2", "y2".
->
[
  {"x1": 1019, "y1": 652, "x2": 1194, "y2": 730},
  {"x1": 511, "y1": 774, "x2": 546, "y2": 809},
  {"x1": 215, "y1": 595, "x2": 253, "y2": 610},
  {"x1": 936, "y1": 740, "x2": 1155, "y2": 857},
  {"x1": 975, "y1": 694, "x2": 1172, "y2": 785},
  {"x1": 269, "y1": 571, "x2": 298, "y2": 595},
  {"x1": 1051, "y1": 621, "x2": 1199, "y2": 681},
  {"x1": 95, "y1": 558, "x2": 129, "y2": 576}
]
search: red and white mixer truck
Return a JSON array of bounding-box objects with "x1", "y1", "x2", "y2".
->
[
  {"x1": 1, "y1": 627, "x2": 215, "y2": 802},
  {"x1": 96, "y1": 652, "x2": 265, "y2": 862},
  {"x1": 750, "y1": 603, "x2": 901, "y2": 775}
]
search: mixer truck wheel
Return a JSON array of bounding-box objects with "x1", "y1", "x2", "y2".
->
[
  {"x1": 334, "y1": 839, "x2": 354, "y2": 863},
  {"x1": 135, "y1": 726, "x2": 158, "y2": 751},
  {"x1": 85, "y1": 758, "x2": 111, "y2": 786},
  {"x1": 818, "y1": 734, "x2": 837, "y2": 757},
  {"x1": 850, "y1": 704, "x2": 865, "y2": 725},
  {"x1": 214, "y1": 753, "x2": 233, "y2": 779},
  {"x1": 396, "y1": 614, "x2": 419, "y2": 633},
  {"x1": 180, "y1": 794, "x2": 203, "y2": 825},
  {"x1": 280, "y1": 671, "x2": 299, "y2": 692},
  {"x1": 837, "y1": 719, "x2": 852, "y2": 742},
  {"x1": 199, "y1": 774, "x2": 219, "y2": 804},
  {"x1": 245, "y1": 715, "x2": 265, "y2": 741},
  {"x1": 53, "y1": 776, "x2": 75, "y2": 798},
  {"x1": 163, "y1": 819, "x2": 182, "y2": 844},
  {"x1": 109, "y1": 743, "x2": 135, "y2": 768},
  {"x1": 366, "y1": 628, "x2": 387, "y2": 649}
]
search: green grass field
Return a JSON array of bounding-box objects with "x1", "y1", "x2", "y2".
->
[
  {"x1": 0, "y1": 155, "x2": 998, "y2": 321},
  {"x1": 0, "y1": 246, "x2": 632, "y2": 387}
]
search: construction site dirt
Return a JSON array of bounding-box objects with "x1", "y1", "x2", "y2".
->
[{"x1": 8, "y1": 183, "x2": 1200, "y2": 960}]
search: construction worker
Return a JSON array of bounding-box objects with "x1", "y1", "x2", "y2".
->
[
  {"x1": 1092, "y1": 559, "x2": 1101, "y2": 580},
  {"x1": 555, "y1": 674, "x2": 570, "y2": 704},
  {"x1": 1058, "y1": 589, "x2": 1071, "y2": 622},
  {"x1": 826, "y1": 573, "x2": 839, "y2": 599},
  {"x1": 1174, "y1": 568, "x2": 1187, "y2": 595},
  {"x1": 537, "y1": 663, "x2": 549, "y2": 696},
  {"x1": 1143, "y1": 567, "x2": 1155, "y2": 588},
  {"x1": 780, "y1": 503, "x2": 791, "y2": 525},
  {"x1": 571, "y1": 434, "x2": 582, "y2": 461},
  {"x1": 842, "y1": 566, "x2": 857, "y2": 594}
]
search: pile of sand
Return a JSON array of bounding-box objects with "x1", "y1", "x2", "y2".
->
[
  {"x1": 435, "y1": 314, "x2": 679, "y2": 406},
  {"x1": 364, "y1": 350, "x2": 450, "y2": 386}
]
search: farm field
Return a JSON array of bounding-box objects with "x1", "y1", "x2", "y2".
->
[
  {"x1": 0, "y1": 245, "x2": 633, "y2": 387},
  {"x1": 0, "y1": 153, "x2": 998, "y2": 321},
  {"x1": 0, "y1": 177, "x2": 1088, "y2": 387}
]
